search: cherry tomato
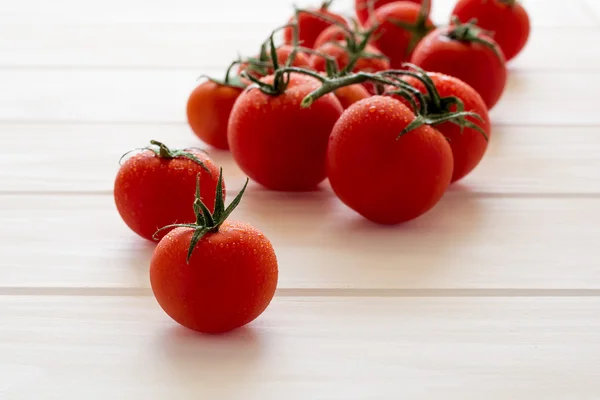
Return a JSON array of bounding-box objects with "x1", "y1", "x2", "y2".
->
[
  {"x1": 452, "y1": 0, "x2": 530, "y2": 61},
  {"x1": 114, "y1": 141, "x2": 224, "y2": 241},
  {"x1": 314, "y1": 25, "x2": 352, "y2": 49},
  {"x1": 334, "y1": 84, "x2": 371, "y2": 109},
  {"x1": 150, "y1": 173, "x2": 278, "y2": 334},
  {"x1": 187, "y1": 80, "x2": 243, "y2": 150},
  {"x1": 284, "y1": 4, "x2": 348, "y2": 49},
  {"x1": 355, "y1": 0, "x2": 430, "y2": 25},
  {"x1": 395, "y1": 72, "x2": 491, "y2": 182},
  {"x1": 410, "y1": 21, "x2": 507, "y2": 109},
  {"x1": 327, "y1": 96, "x2": 453, "y2": 224},
  {"x1": 366, "y1": 2, "x2": 435, "y2": 69},
  {"x1": 228, "y1": 73, "x2": 343, "y2": 191}
]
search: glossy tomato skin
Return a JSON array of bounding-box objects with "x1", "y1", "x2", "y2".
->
[
  {"x1": 399, "y1": 73, "x2": 491, "y2": 182},
  {"x1": 410, "y1": 26, "x2": 507, "y2": 109},
  {"x1": 366, "y1": 2, "x2": 435, "y2": 69},
  {"x1": 355, "y1": 0, "x2": 430, "y2": 25},
  {"x1": 114, "y1": 150, "x2": 223, "y2": 241},
  {"x1": 314, "y1": 25, "x2": 350, "y2": 49},
  {"x1": 452, "y1": 0, "x2": 530, "y2": 61},
  {"x1": 334, "y1": 84, "x2": 371, "y2": 109},
  {"x1": 228, "y1": 74, "x2": 344, "y2": 191},
  {"x1": 150, "y1": 222, "x2": 278, "y2": 334},
  {"x1": 310, "y1": 42, "x2": 390, "y2": 74},
  {"x1": 327, "y1": 96, "x2": 453, "y2": 224},
  {"x1": 187, "y1": 81, "x2": 242, "y2": 150},
  {"x1": 284, "y1": 8, "x2": 348, "y2": 49}
]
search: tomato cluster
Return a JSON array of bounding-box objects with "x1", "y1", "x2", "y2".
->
[{"x1": 114, "y1": 0, "x2": 530, "y2": 335}]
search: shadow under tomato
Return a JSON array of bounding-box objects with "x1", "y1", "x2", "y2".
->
[
  {"x1": 324, "y1": 185, "x2": 487, "y2": 287},
  {"x1": 152, "y1": 323, "x2": 266, "y2": 395}
]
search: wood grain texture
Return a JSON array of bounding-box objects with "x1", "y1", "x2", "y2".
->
[
  {"x1": 2, "y1": 192, "x2": 599, "y2": 290},
  {"x1": 2, "y1": 296, "x2": 600, "y2": 399},
  {"x1": 1, "y1": 69, "x2": 597, "y2": 125},
  {"x1": 1, "y1": 124, "x2": 599, "y2": 194}
]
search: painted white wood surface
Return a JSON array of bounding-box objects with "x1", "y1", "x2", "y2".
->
[
  {"x1": 2, "y1": 193, "x2": 600, "y2": 291},
  {"x1": 2, "y1": 296, "x2": 600, "y2": 400},
  {"x1": 2, "y1": 0, "x2": 600, "y2": 397},
  {"x1": 1, "y1": 124, "x2": 598, "y2": 194}
]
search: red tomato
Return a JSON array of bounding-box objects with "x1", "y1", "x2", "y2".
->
[
  {"x1": 228, "y1": 73, "x2": 343, "y2": 191},
  {"x1": 334, "y1": 84, "x2": 371, "y2": 109},
  {"x1": 410, "y1": 22, "x2": 507, "y2": 109},
  {"x1": 395, "y1": 73, "x2": 491, "y2": 182},
  {"x1": 114, "y1": 141, "x2": 224, "y2": 241},
  {"x1": 366, "y1": 2, "x2": 435, "y2": 69},
  {"x1": 327, "y1": 96, "x2": 453, "y2": 224},
  {"x1": 187, "y1": 80, "x2": 243, "y2": 150},
  {"x1": 150, "y1": 174, "x2": 278, "y2": 334},
  {"x1": 310, "y1": 42, "x2": 390, "y2": 74},
  {"x1": 314, "y1": 25, "x2": 351, "y2": 49},
  {"x1": 355, "y1": 0, "x2": 430, "y2": 25},
  {"x1": 284, "y1": 5, "x2": 348, "y2": 49},
  {"x1": 452, "y1": 0, "x2": 530, "y2": 61}
]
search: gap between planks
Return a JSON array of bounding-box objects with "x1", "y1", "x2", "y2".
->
[{"x1": 3, "y1": 287, "x2": 600, "y2": 298}]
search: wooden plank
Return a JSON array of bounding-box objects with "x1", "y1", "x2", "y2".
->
[
  {"x1": 1, "y1": 123, "x2": 599, "y2": 194},
  {"x1": 0, "y1": 0, "x2": 592, "y2": 27},
  {"x1": 2, "y1": 295, "x2": 600, "y2": 399},
  {"x1": 1, "y1": 193, "x2": 599, "y2": 290},
  {"x1": 1, "y1": 23, "x2": 597, "y2": 71},
  {"x1": 0, "y1": 69, "x2": 596, "y2": 125}
]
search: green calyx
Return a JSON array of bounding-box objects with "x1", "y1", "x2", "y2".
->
[
  {"x1": 498, "y1": 0, "x2": 517, "y2": 6},
  {"x1": 382, "y1": 64, "x2": 488, "y2": 140},
  {"x1": 199, "y1": 59, "x2": 248, "y2": 90},
  {"x1": 120, "y1": 140, "x2": 210, "y2": 173},
  {"x1": 241, "y1": 24, "x2": 301, "y2": 96},
  {"x1": 287, "y1": 64, "x2": 487, "y2": 140},
  {"x1": 154, "y1": 169, "x2": 250, "y2": 263},
  {"x1": 388, "y1": 0, "x2": 434, "y2": 56},
  {"x1": 447, "y1": 17, "x2": 502, "y2": 59}
]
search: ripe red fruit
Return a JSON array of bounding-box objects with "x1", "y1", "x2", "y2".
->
[
  {"x1": 187, "y1": 80, "x2": 243, "y2": 150},
  {"x1": 355, "y1": 0, "x2": 431, "y2": 25},
  {"x1": 327, "y1": 96, "x2": 453, "y2": 224},
  {"x1": 150, "y1": 173, "x2": 278, "y2": 334},
  {"x1": 410, "y1": 20, "x2": 507, "y2": 109},
  {"x1": 228, "y1": 73, "x2": 343, "y2": 191},
  {"x1": 394, "y1": 72, "x2": 491, "y2": 182},
  {"x1": 114, "y1": 141, "x2": 224, "y2": 241},
  {"x1": 366, "y1": 2, "x2": 435, "y2": 69},
  {"x1": 284, "y1": 3, "x2": 348, "y2": 49},
  {"x1": 314, "y1": 25, "x2": 351, "y2": 49},
  {"x1": 452, "y1": 0, "x2": 530, "y2": 61},
  {"x1": 334, "y1": 84, "x2": 371, "y2": 109}
]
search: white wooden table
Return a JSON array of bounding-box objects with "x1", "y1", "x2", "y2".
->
[{"x1": 2, "y1": 0, "x2": 600, "y2": 398}]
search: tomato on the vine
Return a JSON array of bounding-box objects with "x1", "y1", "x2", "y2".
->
[
  {"x1": 228, "y1": 73, "x2": 343, "y2": 191},
  {"x1": 151, "y1": 172, "x2": 278, "y2": 334},
  {"x1": 187, "y1": 65, "x2": 246, "y2": 150},
  {"x1": 326, "y1": 96, "x2": 453, "y2": 224},
  {"x1": 114, "y1": 141, "x2": 224, "y2": 241},
  {"x1": 355, "y1": 0, "x2": 430, "y2": 25},
  {"x1": 284, "y1": 2, "x2": 348, "y2": 49},
  {"x1": 390, "y1": 69, "x2": 491, "y2": 182},
  {"x1": 366, "y1": 1, "x2": 435, "y2": 69},
  {"x1": 452, "y1": 0, "x2": 530, "y2": 61},
  {"x1": 410, "y1": 19, "x2": 507, "y2": 109}
]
